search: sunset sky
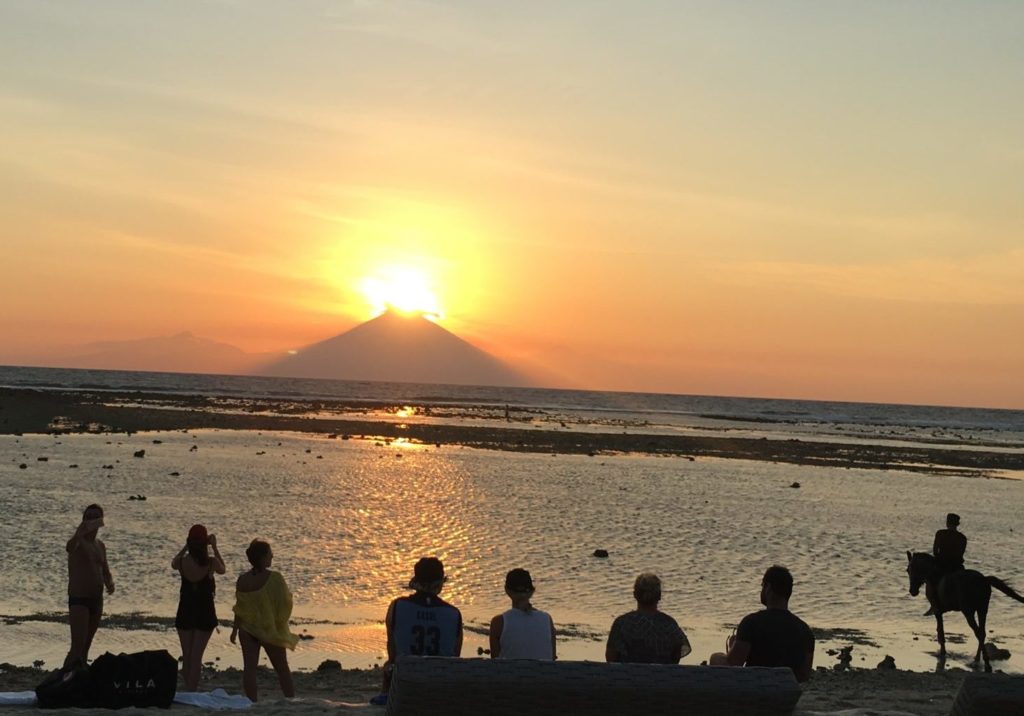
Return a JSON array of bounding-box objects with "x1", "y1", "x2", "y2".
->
[{"x1": 2, "y1": 1, "x2": 1022, "y2": 408}]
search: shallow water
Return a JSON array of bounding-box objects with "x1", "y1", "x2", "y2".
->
[{"x1": 2, "y1": 429, "x2": 1023, "y2": 674}]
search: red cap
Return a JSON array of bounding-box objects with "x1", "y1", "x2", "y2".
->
[{"x1": 187, "y1": 524, "x2": 208, "y2": 544}]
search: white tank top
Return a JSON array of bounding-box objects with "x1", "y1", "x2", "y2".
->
[{"x1": 499, "y1": 607, "x2": 554, "y2": 660}]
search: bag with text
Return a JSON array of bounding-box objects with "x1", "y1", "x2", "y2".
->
[{"x1": 88, "y1": 650, "x2": 177, "y2": 709}]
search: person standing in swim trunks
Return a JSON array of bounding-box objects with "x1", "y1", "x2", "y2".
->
[{"x1": 65, "y1": 504, "x2": 115, "y2": 667}]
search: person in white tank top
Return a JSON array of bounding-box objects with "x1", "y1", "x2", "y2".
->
[{"x1": 489, "y1": 568, "x2": 556, "y2": 660}]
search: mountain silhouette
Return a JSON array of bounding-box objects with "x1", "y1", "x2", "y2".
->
[
  {"x1": 53, "y1": 332, "x2": 267, "y2": 375},
  {"x1": 260, "y1": 311, "x2": 529, "y2": 387}
]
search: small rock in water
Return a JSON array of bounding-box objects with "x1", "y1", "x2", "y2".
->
[
  {"x1": 133, "y1": 450, "x2": 145, "y2": 458},
  {"x1": 18, "y1": 464, "x2": 27, "y2": 469},
  {"x1": 37, "y1": 457, "x2": 48, "y2": 462},
  {"x1": 789, "y1": 482, "x2": 801, "y2": 489},
  {"x1": 877, "y1": 655, "x2": 896, "y2": 670},
  {"x1": 316, "y1": 659, "x2": 342, "y2": 673},
  {"x1": 298, "y1": 634, "x2": 315, "y2": 640},
  {"x1": 593, "y1": 549, "x2": 609, "y2": 559},
  {"x1": 984, "y1": 643, "x2": 1011, "y2": 661},
  {"x1": 170, "y1": 471, "x2": 180, "y2": 476}
]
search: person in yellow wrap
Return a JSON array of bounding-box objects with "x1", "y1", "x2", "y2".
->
[{"x1": 230, "y1": 540, "x2": 297, "y2": 702}]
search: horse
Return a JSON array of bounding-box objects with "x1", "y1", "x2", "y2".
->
[{"x1": 906, "y1": 551, "x2": 1024, "y2": 672}]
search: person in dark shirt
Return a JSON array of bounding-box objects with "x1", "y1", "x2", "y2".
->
[
  {"x1": 709, "y1": 565, "x2": 814, "y2": 682},
  {"x1": 606, "y1": 573, "x2": 691, "y2": 664},
  {"x1": 933, "y1": 513, "x2": 967, "y2": 573},
  {"x1": 925, "y1": 513, "x2": 968, "y2": 616}
]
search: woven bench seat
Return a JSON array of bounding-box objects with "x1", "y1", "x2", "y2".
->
[{"x1": 386, "y1": 656, "x2": 802, "y2": 716}]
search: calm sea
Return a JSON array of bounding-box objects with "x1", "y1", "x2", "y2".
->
[{"x1": 1, "y1": 365, "x2": 1023, "y2": 673}]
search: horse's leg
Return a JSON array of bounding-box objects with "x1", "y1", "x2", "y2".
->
[
  {"x1": 977, "y1": 600, "x2": 991, "y2": 673},
  {"x1": 935, "y1": 612, "x2": 946, "y2": 662},
  {"x1": 964, "y1": 611, "x2": 981, "y2": 665}
]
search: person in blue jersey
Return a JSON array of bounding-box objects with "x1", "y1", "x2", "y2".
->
[{"x1": 370, "y1": 557, "x2": 463, "y2": 707}]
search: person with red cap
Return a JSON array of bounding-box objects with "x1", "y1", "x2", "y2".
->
[{"x1": 172, "y1": 524, "x2": 226, "y2": 691}]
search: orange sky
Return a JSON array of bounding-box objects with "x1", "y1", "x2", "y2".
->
[{"x1": 1, "y1": 2, "x2": 1022, "y2": 408}]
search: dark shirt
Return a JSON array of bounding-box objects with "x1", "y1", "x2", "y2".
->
[
  {"x1": 933, "y1": 529, "x2": 967, "y2": 569},
  {"x1": 607, "y1": 610, "x2": 691, "y2": 664},
  {"x1": 736, "y1": 608, "x2": 814, "y2": 679}
]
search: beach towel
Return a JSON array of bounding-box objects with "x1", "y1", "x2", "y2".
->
[
  {"x1": 173, "y1": 689, "x2": 253, "y2": 710},
  {"x1": 0, "y1": 691, "x2": 37, "y2": 706}
]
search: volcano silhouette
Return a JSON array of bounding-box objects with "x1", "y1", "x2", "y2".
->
[{"x1": 260, "y1": 311, "x2": 529, "y2": 387}]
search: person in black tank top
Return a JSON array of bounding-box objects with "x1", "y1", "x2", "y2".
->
[
  {"x1": 172, "y1": 525, "x2": 226, "y2": 691},
  {"x1": 709, "y1": 565, "x2": 815, "y2": 682}
]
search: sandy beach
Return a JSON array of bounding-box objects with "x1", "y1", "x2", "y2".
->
[{"x1": 0, "y1": 662, "x2": 977, "y2": 715}]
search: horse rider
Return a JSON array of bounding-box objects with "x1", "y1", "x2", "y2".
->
[{"x1": 925, "y1": 513, "x2": 967, "y2": 616}]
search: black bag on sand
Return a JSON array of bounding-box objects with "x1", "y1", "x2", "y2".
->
[
  {"x1": 88, "y1": 650, "x2": 177, "y2": 709},
  {"x1": 35, "y1": 662, "x2": 92, "y2": 709}
]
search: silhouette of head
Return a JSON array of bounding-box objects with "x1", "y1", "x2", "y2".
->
[
  {"x1": 633, "y1": 573, "x2": 662, "y2": 607},
  {"x1": 246, "y1": 540, "x2": 272, "y2": 571},
  {"x1": 760, "y1": 565, "x2": 794, "y2": 605},
  {"x1": 410, "y1": 557, "x2": 446, "y2": 594},
  {"x1": 505, "y1": 568, "x2": 535, "y2": 595},
  {"x1": 946, "y1": 513, "x2": 961, "y2": 529}
]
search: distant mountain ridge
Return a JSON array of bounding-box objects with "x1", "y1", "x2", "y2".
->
[
  {"x1": 53, "y1": 331, "x2": 266, "y2": 375},
  {"x1": 259, "y1": 311, "x2": 529, "y2": 387}
]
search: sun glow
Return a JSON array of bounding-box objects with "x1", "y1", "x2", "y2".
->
[{"x1": 360, "y1": 266, "x2": 443, "y2": 320}]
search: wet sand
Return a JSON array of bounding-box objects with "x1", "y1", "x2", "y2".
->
[
  {"x1": 2, "y1": 388, "x2": 1021, "y2": 476},
  {"x1": 0, "y1": 662, "x2": 974, "y2": 715}
]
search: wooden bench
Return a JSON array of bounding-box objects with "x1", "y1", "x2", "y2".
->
[
  {"x1": 949, "y1": 673, "x2": 1024, "y2": 716},
  {"x1": 386, "y1": 656, "x2": 802, "y2": 716}
]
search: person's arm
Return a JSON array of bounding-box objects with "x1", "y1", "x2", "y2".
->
[
  {"x1": 673, "y1": 627, "x2": 692, "y2": 663},
  {"x1": 67, "y1": 518, "x2": 100, "y2": 553},
  {"x1": 209, "y1": 535, "x2": 226, "y2": 575},
  {"x1": 723, "y1": 637, "x2": 751, "y2": 666},
  {"x1": 384, "y1": 600, "x2": 397, "y2": 664},
  {"x1": 99, "y1": 541, "x2": 115, "y2": 595},
  {"x1": 795, "y1": 645, "x2": 814, "y2": 682},
  {"x1": 171, "y1": 544, "x2": 187, "y2": 570},
  {"x1": 550, "y1": 614, "x2": 557, "y2": 661},
  {"x1": 454, "y1": 612, "x2": 464, "y2": 657},
  {"x1": 489, "y1": 614, "x2": 503, "y2": 659},
  {"x1": 605, "y1": 619, "x2": 621, "y2": 663},
  {"x1": 230, "y1": 574, "x2": 244, "y2": 644},
  {"x1": 725, "y1": 617, "x2": 755, "y2": 667},
  {"x1": 933, "y1": 531, "x2": 942, "y2": 557}
]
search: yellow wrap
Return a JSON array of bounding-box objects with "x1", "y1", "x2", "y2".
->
[{"x1": 233, "y1": 571, "x2": 299, "y2": 649}]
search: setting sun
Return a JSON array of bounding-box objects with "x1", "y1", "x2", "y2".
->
[{"x1": 359, "y1": 266, "x2": 443, "y2": 320}]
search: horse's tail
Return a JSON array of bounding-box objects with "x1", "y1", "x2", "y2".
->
[{"x1": 988, "y1": 576, "x2": 1024, "y2": 603}]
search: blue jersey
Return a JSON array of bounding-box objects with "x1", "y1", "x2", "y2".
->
[{"x1": 391, "y1": 592, "x2": 462, "y2": 657}]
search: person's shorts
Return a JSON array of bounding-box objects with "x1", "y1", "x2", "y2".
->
[{"x1": 68, "y1": 596, "x2": 103, "y2": 618}]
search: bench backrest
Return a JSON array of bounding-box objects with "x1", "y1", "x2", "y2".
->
[{"x1": 386, "y1": 656, "x2": 802, "y2": 716}]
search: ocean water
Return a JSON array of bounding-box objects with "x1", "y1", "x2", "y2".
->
[{"x1": 1, "y1": 366, "x2": 1023, "y2": 674}]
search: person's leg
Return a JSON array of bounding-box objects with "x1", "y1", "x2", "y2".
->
[
  {"x1": 178, "y1": 629, "x2": 192, "y2": 687},
  {"x1": 264, "y1": 644, "x2": 295, "y2": 698},
  {"x1": 65, "y1": 604, "x2": 91, "y2": 668},
  {"x1": 186, "y1": 630, "x2": 214, "y2": 691},
  {"x1": 84, "y1": 599, "x2": 102, "y2": 659},
  {"x1": 238, "y1": 630, "x2": 261, "y2": 702}
]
